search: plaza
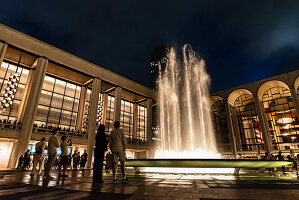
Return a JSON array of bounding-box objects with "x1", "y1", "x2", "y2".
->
[
  {"x1": 0, "y1": 1, "x2": 299, "y2": 199},
  {"x1": 0, "y1": 169, "x2": 299, "y2": 200}
]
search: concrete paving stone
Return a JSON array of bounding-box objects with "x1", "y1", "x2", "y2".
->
[{"x1": 0, "y1": 170, "x2": 299, "y2": 199}]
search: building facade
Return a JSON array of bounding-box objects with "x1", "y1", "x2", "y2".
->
[
  {"x1": 210, "y1": 70, "x2": 299, "y2": 157},
  {"x1": 0, "y1": 24, "x2": 155, "y2": 169}
]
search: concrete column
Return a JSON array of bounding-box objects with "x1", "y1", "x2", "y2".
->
[
  {"x1": 86, "y1": 78, "x2": 101, "y2": 168},
  {"x1": 290, "y1": 87, "x2": 299, "y2": 117},
  {"x1": 76, "y1": 86, "x2": 87, "y2": 131},
  {"x1": 133, "y1": 103, "x2": 138, "y2": 139},
  {"x1": 254, "y1": 97, "x2": 272, "y2": 154},
  {"x1": 113, "y1": 87, "x2": 122, "y2": 122},
  {"x1": 17, "y1": 69, "x2": 34, "y2": 121},
  {"x1": 8, "y1": 57, "x2": 48, "y2": 168},
  {"x1": 224, "y1": 101, "x2": 237, "y2": 158},
  {"x1": 146, "y1": 99, "x2": 153, "y2": 148},
  {"x1": 0, "y1": 42, "x2": 8, "y2": 66},
  {"x1": 101, "y1": 93, "x2": 108, "y2": 125}
]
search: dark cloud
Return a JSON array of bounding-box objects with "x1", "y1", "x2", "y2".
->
[{"x1": 0, "y1": 0, "x2": 298, "y2": 92}]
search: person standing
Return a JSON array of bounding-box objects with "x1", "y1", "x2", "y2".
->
[
  {"x1": 77, "y1": 151, "x2": 81, "y2": 168},
  {"x1": 30, "y1": 137, "x2": 47, "y2": 176},
  {"x1": 109, "y1": 121, "x2": 128, "y2": 183},
  {"x1": 80, "y1": 150, "x2": 88, "y2": 169},
  {"x1": 59, "y1": 136, "x2": 72, "y2": 177},
  {"x1": 44, "y1": 128, "x2": 59, "y2": 180},
  {"x1": 93, "y1": 124, "x2": 107, "y2": 183},
  {"x1": 276, "y1": 151, "x2": 286, "y2": 175},
  {"x1": 17, "y1": 155, "x2": 24, "y2": 170},
  {"x1": 287, "y1": 149, "x2": 298, "y2": 173},
  {"x1": 22, "y1": 149, "x2": 31, "y2": 170},
  {"x1": 72, "y1": 150, "x2": 79, "y2": 170}
]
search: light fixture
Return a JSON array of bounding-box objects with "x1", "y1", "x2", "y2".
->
[
  {"x1": 283, "y1": 124, "x2": 291, "y2": 129},
  {"x1": 1, "y1": 73, "x2": 20, "y2": 108},
  {"x1": 277, "y1": 117, "x2": 294, "y2": 124},
  {"x1": 97, "y1": 94, "x2": 104, "y2": 123}
]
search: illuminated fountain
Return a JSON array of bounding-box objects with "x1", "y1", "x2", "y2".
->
[
  {"x1": 156, "y1": 45, "x2": 217, "y2": 158},
  {"x1": 124, "y1": 45, "x2": 292, "y2": 174},
  {"x1": 146, "y1": 45, "x2": 229, "y2": 173}
]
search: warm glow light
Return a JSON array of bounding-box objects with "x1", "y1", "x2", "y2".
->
[
  {"x1": 142, "y1": 148, "x2": 235, "y2": 174},
  {"x1": 154, "y1": 148, "x2": 221, "y2": 159},
  {"x1": 277, "y1": 117, "x2": 294, "y2": 124},
  {"x1": 1, "y1": 73, "x2": 20, "y2": 108},
  {"x1": 283, "y1": 124, "x2": 291, "y2": 129}
]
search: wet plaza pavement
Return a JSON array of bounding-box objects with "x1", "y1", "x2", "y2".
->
[{"x1": 0, "y1": 169, "x2": 299, "y2": 199}]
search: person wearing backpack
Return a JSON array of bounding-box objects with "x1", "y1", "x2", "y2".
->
[{"x1": 30, "y1": 137, "x2": 46, "y2": 176}]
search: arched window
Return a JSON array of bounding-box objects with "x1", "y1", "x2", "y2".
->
[
  {"x1": 262, "y1": 86, "x2": 299, "y2": 150},
  {"x1": 230, "y1": 93, "x2": 264, "y2": 151},
  {"x1": 211, "y1": 98, "x2": 231, "y2": 152}
]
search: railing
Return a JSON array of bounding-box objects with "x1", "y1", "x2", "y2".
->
[
  {"x1": 32, "y1": 125, "x2": 88, "y2": 139},
  {"x1": 0, "y1": 120, "x2": 22, "y2": 131}
]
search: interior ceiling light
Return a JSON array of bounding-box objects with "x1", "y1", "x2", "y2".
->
[
  {"x1": 0, "y1": 73, "x2": 20, "y2": 108},
  {"x1": 276, "y1": 110, "x2": 290, "y2": 114},
  {"x1": 283, "y1": 124, "x2": 291, "y2": 129},
  {"x1": 277, "y1": 117, "x2": 294, "y2": 124}
]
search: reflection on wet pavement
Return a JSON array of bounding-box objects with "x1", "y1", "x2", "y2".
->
[{"x1": 0, "y1": 170, "x2": 299, "y2": 199}]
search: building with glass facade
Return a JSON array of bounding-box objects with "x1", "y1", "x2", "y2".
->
[
  {"x1": 210, "y1": 70, "x2": 299, "y2": 157},
  {"x1": 0, "y1": 24, "x2": 154, "y2": 168}
]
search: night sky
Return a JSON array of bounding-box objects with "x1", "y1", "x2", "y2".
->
[{"x1": 1, "y1": 1, "x2": 299, "y2": 92}]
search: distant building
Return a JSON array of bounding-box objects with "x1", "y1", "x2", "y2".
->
[{"x1": 210, "y1": 70, "x2": 299, "y2": 157}]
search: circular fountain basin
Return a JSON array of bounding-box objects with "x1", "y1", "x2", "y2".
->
[{"x1": 124, "y1": 159, "x2": 292, "y2": 168}]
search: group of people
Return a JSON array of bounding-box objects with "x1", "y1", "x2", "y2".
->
[
  {"x1": 16, "y1": 120, "x2": 128, "y2": 183},
  {"x1": 17, "y1": 129, "x2": 79, "y2": 179},
  {"x1": 72, "y1": 150, "x2": 88, "y2": 169},
  {"x1": 17, "y1": 149, "x2": 32, "y2": 170},
  {"x1": 258, "y1": 150, "x2": 298, "y2": 173}
]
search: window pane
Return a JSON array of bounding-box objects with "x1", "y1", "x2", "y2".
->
[
  {"x1": 47, "y1": 107, "x2": 60, "y2": 124},
  {"x1": 51, "y1": 93, "x2": 63, "y2": 108},
  {"x1": 39, "y1": 90, "x2": 52, "y2": 106},
  {"x1": 35, "y1": 75, "x2": 80, "y2": 131},
  {"x1": 65, "y1": 83, "x2": 76, "y2": 97},
  {"x1": 53, "y1": 79, "x2": 66, "y2": 94},
  {"x1": 62, "y1": 96, "x2": 74, "y2": 111}
]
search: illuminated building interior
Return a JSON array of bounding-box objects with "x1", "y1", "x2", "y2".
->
[
  {"x1": 261, "y1": 84, "x2": 299, "y2": 150},
  {"x1": 0, "y1": 24, "x2": 154, "y2": 168},
  {"x1": 211, "y1": 97, "x2": 231, "y2": 153}
]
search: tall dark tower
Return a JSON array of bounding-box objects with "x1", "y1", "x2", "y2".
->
[{"x1": 150, "y1": 46, "x2": 169, "y2": 90}]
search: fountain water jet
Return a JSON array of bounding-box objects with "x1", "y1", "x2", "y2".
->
[
  {"x1": 155, "y1": 45, "x2": 218, "y2": 159},
  {"x1": 127, "y1": 45, "x2": 292, "y2": 174},
  {"x1": 145, "y1": 45, "x2": 233, "y2": 173}
]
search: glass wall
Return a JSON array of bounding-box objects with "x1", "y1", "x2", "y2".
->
[
  {"x1": 0, "y1": 61, "x2": 29, "y2": 121},
  {"x1": 137, "y1": 105, "x2": 147, "y2": 141},
  {"x1": 211, "y1": 100, "x2": 231, "y2": 152},
  {"x1": 231, "y1": 94, "x2": 264, "y2": 151},
  {"x1": 105, "y1": 95, "x2": 115, "y2": 134},
  {"x1": 35, "y1": 75, "x2": 81, "y2": 131},
  {"x1": 262, "y1": 86, "x2": 299, "y2": 150},
  {"x1": 120, "y1": 100, "x2": 133, "y2": 139}
]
